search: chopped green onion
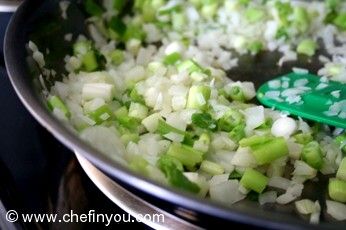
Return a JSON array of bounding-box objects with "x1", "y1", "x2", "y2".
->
[
  {"x1": 229, "y1": 124, "x2": 246, "y2": 142},
  {"x1": 186, "y1": 85, "x2": 211, "y2": 110},
  {"x1": 73, "y1": 41, "x2": 92, "y2": 56},
  {"x1": 177, "y1": 59, "x2": 203, "y2": 73},
  {"x1": 294, "y1": 133, "x2": 313, "y2": 145},
  {"x1": 123, "y1": 24, "x2": 146, "y2": 42},
  {"x1": 335, "y1": 134, "x2": 346, "y2": 153},
  {"x1": 201, "y1": 3, "x2": 218, "y2": 19},
  {"x1": 163, "y1": 52, "x2": 181, "y2": 65},
  {"x1": 120, "y1": 133, "x2": 140, "y2": 145},
  {"x1": 128, "y1": 102, "x2": 148, "y2": 120},
  {"x1": 301, "y1": 141, "x2": 323, "y2": 170},
  {"x1": 129, "y1": 155, "x2": 148, "y2": 175},
  {"x1": 157, "y1": 154, "x2": 200, "y2": 193},
  {"x1": 297, "y1": 39, "x2": 317, "y2": 56},
  {"x1": 228, "y1": 86, "x2": 246, "y2": 101},
  {"x1": 245, "y1": 8, "x2": 265, "y2": 23},
  {"x1": 240, "y1": 168, "x2": 268, "y2": 193},
  {"x1": 239, "y1": 135, "x2": 272, "y2": 147},
  {"x1": 229, "y1": 170, "x2": 243, "y2": 180},
  {"x1": 172, "y1": 13, "x2": 186, "y2": 31},
  {"x1": 113, "y1": 0, "x2": 126, "y2": 13},
  {"x1": 329, "y1": 178, "x2": 346, "y2": 202},
  {"x1": 275, "y1": 1, "x2": 293, "y2": 26},
  {"x1": 240, "y1": 136, "x2": 289, "y2": 165},
  {"x1": 326, "y1": 0, "x2": 341, "y2": 11},
  {"x1": 293, "y1": 7, "x2": 310, "y2": 33},
  {"x1": 248, "y1": 41, "x2": 263, "y2": 54},
  {"x1": 114, "y1": 106, "x2": 139, "y2": 130},
  {"x1": 191, "y1": 112, "x2": 217, "y2": 130},
  {"x1": 82, "y1": 51, "x2": 99, "y2": 72},
  {"x1": 336, "y1": 157, "x2": 346, "y2": 181},
  {"x1": 157, "y1": 119, "x2": 186, "y2": 136},
  {"x1": 47, "y1": 96, "x2": 70, "y2": 118},
  {"x1": 333, "y1": 12, "x2": 346, "y2": 30},
  {"x1": 218, "y1": 109, "x2": 244, "y2": 132},
  {"x1": 200, "y1": 160, "x2": 224, "y2": 175},
  {"x1": 84, "y1": 0, "x2": 104, "y2": 17},
  {"x1": 167, "y1": 143, "x2": 204, "y2": 168},
  {"x1": 129, "y1": 88, "x2": 145, "y2": 104},
  {"x1": 108, "y1": 16, "x2": 127, "y2": 38},
  {"x1": 275, "y1": 26, "x2": 289, "y2": 40},
  {"x1": 193, "y1": 133, "x2": 210, "y2": 153},
  {"x1": 110, "y1": 50, "x2": 124, "y2": 66},
  {"x1": 88, "y1": 105, "x2": 113, "y2": 124}
]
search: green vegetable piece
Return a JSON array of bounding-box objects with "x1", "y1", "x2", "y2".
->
[
  {"x1": 336, "y1": 157, "x2": 346, "y2": 181},
  {"x1": 275, "y1": 26, "x2": 289, "y2": 40},
  {"x1": 201, "y1": 3, "x2": 218, "y2": 19},
  {"x1": 177, "y1": 59, "x2": 203, "y2": 73},
  {"x1": 120, "y1": 133, "x2": 140, "y2": 145},
  {"x1": 88, "y1": 105, "x2": 113, "y2": 124},
  {"x1": 297, "y1": 39, "x2": 317, "y2": 56},
  {"x1": 157, "y1": 154, "x2": 200, "y2": 193},
  {"x1": 163, "y1": 52, "x2": 181, "y2": 65},
  {"x1": 328, "y1": 178, "x2": 346, "y2": 202},
  {"x1": 335, "y1": 134, "x2": 346, "y2": 153},
  {"x1": 85, "y1": 0, "x2": 104, "y2": 17},
  {"x1": 248, "y1": 41, "x2": 263, "y2": 54},
  {"x1": 240, "y1": 168, "x2": 268, "y2": 193},
  {"x1": 228, "y1": 86, "x2": 246, "y2": 101},
  {"x1": 73, "y1": 41, "x2": 92, "y2": 56},
  {"x1": 229, "y1": 124, "x2": 246, "y2": 143},
  {"x1": 157, "y1": 119, "x2": 186, "y2": 136},
  {"x1": 129, "y1": 155, "x2": 148, "y2": 175},
  {"x1": 326, "y1": 0, "x2": 341, "y2": 11},
  {"x1": 240, "y1": 136, "x2": 289, "y2": 165},
  {"x1": 245, "y1": 8, "x2": 265, "y2": 23},
  {"x1": 294, "y1": 133, "x2": 313, "y2": 145},
  {"x1": 200, "y1": 160, "x2": 224, "y2": 175},
  {"x1": 114, "y1": 106, "x2": 139, "y2": 130},
  {"x1": 129, "y1": 88, "x2": 145, "y2": 104},
  {"x1": 218, "y1": 109, "x2": 244, "y2": 132},
  {"x1": 123, "y1": 24, "x2": 146, "y2": 42},
  {"x1": 110, "y1": 50, "x2": 124, "y2": 66},
  {"x1": 301, "y1": 141, "x2": 323, "y2": 170},
  {"x1": 239, "y1": 135, "x2": 272, "y2": 147},
  {"x1": 186, "y1": 85, "x2": 211, "y2": 110},
  {"x1": 47, "y1": 96, "x2": 70, "y2": 118},
  {"x1": 82, "y1": 51, "x2": 99, "y2": 72},
  {"x1": 275, "y1": 1, "x2": 293, "y2": 26},
  {"x1": 293, "y1": 7, "x2": 310, "y2": 33},
  {"x1": 113, "y1": 0, "x2": 126, "y2": 13},
  {"x1": 333, "y1": 12, "x2": 346, "y2": 30},
  {"x1": 167, "y1": 143, "x2": 204, "y2": 168},
  {"x1": 108, "y1": 16, "x2": 127, "y2": 37},
  {"x1": 191, "y1": 113, "x2": 217, "y2": 130},
  {"x1": 229, "y1": 171, "x2": 242, "y2": 179},
  {"x1": 158, "y1": 4, "x2": 181, "y2": 15}
]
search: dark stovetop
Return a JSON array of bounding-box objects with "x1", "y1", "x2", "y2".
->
[{"x1": 0, "y1": 13, "x2": 147, "y2": 230}]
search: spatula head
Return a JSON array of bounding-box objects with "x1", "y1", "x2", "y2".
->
[{"x1": 257, "y1": 72, "x2": 346, "y2": 129}]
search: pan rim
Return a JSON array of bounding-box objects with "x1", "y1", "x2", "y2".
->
[{"x1": 3, "y1": 1, "x2": 341, "y2": 229}]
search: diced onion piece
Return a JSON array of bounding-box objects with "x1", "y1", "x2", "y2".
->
[
  {"x1": 295, "y1": 199, "x2": 316, "y2": 215},
  {"x1": 326, "y1": 200, "x2": 346, "y2": 221},
  {"x1": 259, "y1": 191, "x2": 277, "y2": 205},
  {"x1": 141, "y1": 113, "x2": 161, "y2": 132},
  {"x1": 82, "y1": 83, "x2": 114, "y2": 102},
  {"x1": 209, "y1": 180, "x2": 246, "y2": 205},
  {"x1": 271, "y1": 117, "x2": 297, "y2": 138}
]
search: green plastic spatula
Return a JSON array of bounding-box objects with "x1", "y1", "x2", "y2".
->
[{"x1": 257, "y1": 72, "x2": 346, "y2": 129}]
